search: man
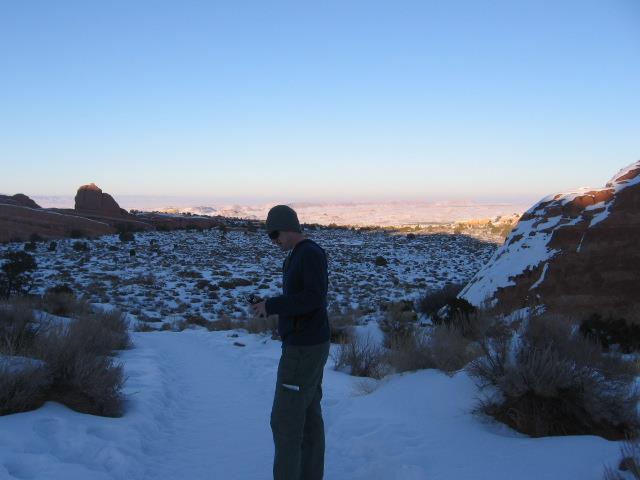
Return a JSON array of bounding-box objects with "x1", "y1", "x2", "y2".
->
[{"x1": 251, "y1": 204, "x2": 331, "y2": 480}]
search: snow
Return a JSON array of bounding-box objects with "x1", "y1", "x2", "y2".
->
[
  {"x1": 459, "y1": 215, "x2": 559, "y2": 306},
  {"x1": 529, "y1": 262, "x2": 549, "y2": 290},
  {"x1": 0, "y1": 329, "x2": 622, "y2": 479}
]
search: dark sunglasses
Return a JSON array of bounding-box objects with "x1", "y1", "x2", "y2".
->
[{"x1": 268, "y1": 230, "x2": 280, "y2": 240}]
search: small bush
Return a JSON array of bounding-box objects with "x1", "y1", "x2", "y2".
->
[
  {"x1": 48, "y1": 241, "x2": 57, "y2": 252},
  {"x1": 417, "y1": 283, "x2": 465, "y2": 318},
  {"x1": 184, "y1": 314, "x2": 211, "y2": 328},
  {"x1": 241, "y1": 315, "x2": 278, "y2": 336},
  {"x1": 329, "y1": 308, "x2": 362, "y2": 344},
  {"x1": 332, "y1": 333, "x2": 387, "y2": 379},
  {"x1": 119, "y1": 231, "x2": 135, "y2": 242},
  {"x1": 218, "y1": 278, "x2": 252, "y2": 289},
  {"x1": 0, "y1": 360, "x2": 51, "y2": 415},
  {"x1": 45, "y1": 348, "x2": 125, "y2": 417},
  {"x1": 379, "y1": 301, "x2": 418, "y2": 348},
  {"x1": 0, "y1": 251, "x2": 37, "y2": 298},
  {"x1": 580, "y1": 314, "x2": 640, "y2": 353},
  {"x1": 24, "y1": 241, "x2": 37, "y2": 252},
  {"x1": 0, "y1": 298, "x2": 41, "y2": 355},
  {"x1": 374, "y1": 256, "x2": 388, "y2": 267},
  {"x1": 387, "y1": 325, "x2": 480, "y2": 374},
  {"x1": 72, "y1": 241, "x2": 89, "y2": 252},
  {"x1": 0, "y1": 299, "x2": 129, "y2": 417},
  {"x1": 42, "y1": 285, "x2": 89, "y2": 317},
  {"x1": 468, "y1": 315, "x2": 639, "y2": 439},
  {"x1": 29, "y1": 233, "x2": 43, "y2": 243},
  {"x1": 206, "y1": 316, "x2": 235, "y2": 331},
  {"x1": 34, "y1": 314, "x2": 128, "y2": 417}
]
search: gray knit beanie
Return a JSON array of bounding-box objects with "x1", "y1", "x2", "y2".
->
[{"x1": 266, "y1": 205, "x2": 302, "y2": 233}]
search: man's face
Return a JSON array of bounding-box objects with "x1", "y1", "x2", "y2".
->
[{"x1": 270, "y1": 230, "x2": 295, "y2": 251}]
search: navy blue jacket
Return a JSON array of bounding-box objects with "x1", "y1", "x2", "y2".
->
[{"x1": 265, "y1": 239, "x2": 330, "y2": 346}]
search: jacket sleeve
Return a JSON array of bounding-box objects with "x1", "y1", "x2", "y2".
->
[{"x1": 265, "y1": 248, "x2": 326, "y2": 316}]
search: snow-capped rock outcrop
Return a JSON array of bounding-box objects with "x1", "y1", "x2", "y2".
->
[{"x1": 460, "y1": 160, "x2": 640, "y2": 319}]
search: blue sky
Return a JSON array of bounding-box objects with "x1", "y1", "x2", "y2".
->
[{"x1": 1, "y1": 0, "x2": 639, "y2": 202}]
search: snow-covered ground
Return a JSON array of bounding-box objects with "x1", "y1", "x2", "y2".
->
[
  {"x1": 1, "y1": 228, "x2": 495, "y2": 327},
  {"x1": 0, "y1": 328, "x2": 621, "y2": 479}
]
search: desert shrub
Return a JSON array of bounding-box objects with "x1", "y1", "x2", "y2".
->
[
  {"x1": 34, "y1": 315, "x2": 128, "y2": 416},
  {"x1": 468, "y1": 315, "x2": 639, "y2": 439},
  {"x1": 329, "y1": 308, "x2": 362, "y2": 344},
  {"x1": 374, "y1": 255, "x2": 388, "y2": 267},
  {"x1": 206, "y1": 316, "x2": 235, "y2": 331},
  {"x1": 580, "y1": 314, "x2": 640, "y2": 353},
  {"x1": 379, "y1": 300, "x2": 418, "y2": 348},
  {"x1": 72, "y1": 241, "x2": 89, "y2": 252},
  {"x1": 196, "y1": 279, "x2": 213, "y2": 290},
  {"x1": 40, "y1": 338, "x2": 125, "y2": 417},
  {"x1": 0, "y1": 299, "x2": 128, "y2": 417},
  {"x1": 42, "y1": 284, "x2": 90, "y2": 317},
  {"x1": 417, "y1": 283, "x2": 476, "y2": 330},
  {"x1": 604, "y1": 437, "x2": 640, "y2": 480},
  {"x1": 177, "y1": 269, "x2": 203, "y2": 279},
  {"x1": 184, "y1": 314, "x2": 211, "y2": 328},
  {"x1": 0, "y1": 360, "x2": 51, "y2": 415},
  {"x1": 386, "y1": 328, "x2": 434, "y2": 373},
  {"x1": 387, "y1": 324, "x2": 480, "y2": 374},
  {"x1": 0, "y1": 251, "x2": 37, "y2": 298},
  {"x1": 134, "y1": 322, "x2": 156, "y2": 332},
  {"x1": 218, "y1": 278, "x2": 252, "y2": 289},
  {"x1": 119, "y1": 231, "x2": 135, "y2": 242},
  {"x1": 332, "y1": 333, "x2": 387, "y2": 379},
  {"x1": 0, "y1": 299, "x2": 41, "y2": 355},
  {"x1": 241, "y1": 315, "x2": 278, "y2": 336},
  {"x1": 65, "y1": 312, "x2": 129, "y2": 355},
  {"x1": 29, "y1": 233, "x2": 43, "y2": 243}
]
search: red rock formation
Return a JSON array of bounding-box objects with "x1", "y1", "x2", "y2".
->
[
  {"x1": 0, "y1": 194, "x2": 41, "y2": 209},
  {"x1": 0, "y1": 204, "x2": 115, "y2": 242},
  {"x1": 74, "y1": 183, "x2": 126, "y2": 217},
  {"x1": 460, "y1": 161, "x2": 640, "y2": 319}
]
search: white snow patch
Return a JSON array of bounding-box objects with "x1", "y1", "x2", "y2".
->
[
  {"x1": 529, "y1": 263, "x2": 549, "y2": 290},
  {"x1": 0, "y1": 330, "x2": 625, "y2": 479}
]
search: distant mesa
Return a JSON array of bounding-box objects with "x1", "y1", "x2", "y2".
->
[
  {"x1": 460, "y1": 160, "x2": 640, "y2": 319},
  {"x1": 75, "y1": 183, "x2": 127, "y2": 218}
]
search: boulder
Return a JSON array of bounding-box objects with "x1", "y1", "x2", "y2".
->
[
  {"x1": 460, "y1": 160, "x2": 640, "y2": 319},
  {"x1": 74, "y1": 183, "x2": 126, "y2": 217}
]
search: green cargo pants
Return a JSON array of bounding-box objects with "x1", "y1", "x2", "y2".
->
[{"x1": 271, "y1": 341, "x2": 330, "y2": 480}]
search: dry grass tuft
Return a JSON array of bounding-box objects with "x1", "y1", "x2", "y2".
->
[{"x1": 332, "y1": 333, "x2": 387, "y2": 379}]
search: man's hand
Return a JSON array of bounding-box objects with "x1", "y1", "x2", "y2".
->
[{"x1": 250, "y1": 300, "x2": 267, "y2": 318}]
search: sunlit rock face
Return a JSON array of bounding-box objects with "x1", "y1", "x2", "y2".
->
[{"x1": 460, "y1": 160, "x2": 640, "y2": 319}]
